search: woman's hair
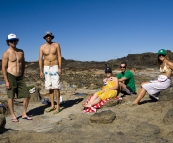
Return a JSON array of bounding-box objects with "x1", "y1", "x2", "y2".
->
[{"x1": 158, "y1": 55, "x2": 169, "y2": 67}]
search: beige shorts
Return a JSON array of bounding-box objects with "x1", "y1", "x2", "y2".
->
[{"x1": 44, "y1": 65, "x2": 61, "y2": 90}]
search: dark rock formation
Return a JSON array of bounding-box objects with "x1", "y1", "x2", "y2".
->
[
  {"x1": 108, "y1": 50, "x2": 173, "y2": 68},
  {"x1": 0, "y1": 114, "x2": 6, "y2": 133},
  {"x1": 0, "y1": 100, "x2": 9, "y2": 115},
  {"x1": 30, "y1": 88, "x2": 43, "y2": 102},
  {"x1": 90, "y1": 110, "x2": 116, "y2": 124}
]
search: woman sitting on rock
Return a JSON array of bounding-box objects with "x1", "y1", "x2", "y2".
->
[
  {"x1": 133, "y1": 49, "x2": 173, "y2": 105},
  {"x1": 82, "y1": 67, "x2": 119, "y2": 108}
]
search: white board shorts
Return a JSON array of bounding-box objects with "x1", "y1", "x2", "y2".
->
[
  {"x1": 44, "y1": 65, "x2": 61, "y2": 90},
  {"x1": 142, "y1": 75, "x2": 171, "y2": 95}
]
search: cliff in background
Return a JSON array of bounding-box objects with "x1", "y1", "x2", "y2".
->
[{"x1": 0, "y1": 50, "x2": 173, "y2": 71}]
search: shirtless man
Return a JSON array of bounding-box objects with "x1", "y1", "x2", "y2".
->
[
  {"x1": 2, "y1": 34, "x2": 32, "y2": 122},
  {"x1": 39, "y1": 32, "x2": 62, "y2": 114}
]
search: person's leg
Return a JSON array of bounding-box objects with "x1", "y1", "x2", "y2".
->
[
  {"x1": 83, "y1": 97, "x2": 102, "y2": 108},
  {"x1": 119, "y1": 82, "x2": 126, "y2": 91},
  {"x1": 49, "y1": 89, "x2": 55, "y2": 109},
  {"x1": 6, "y1": 73, "x2": 18, "y2": 121},
  {"x1": 132, "y1": 87, "x2": 147, "y2": 104},
  {"x1": 22, "y1": 98, "x2": 32, "y2": 119},
  {"x1": 8, "y1": 98, "x2": 17, "y2": 120},
  {"x1": 86, "y1": 93, "x2": 99, "y2": 105},
  {"x1": 119, "y1": 82, "x2": 131, "y2": 94},
  {"x1": 54, "y1": 89, "x2": 60, "y2": 111}
]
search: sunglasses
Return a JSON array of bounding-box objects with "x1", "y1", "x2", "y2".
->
[
  {"x1": 45, "y1": 35, "x2": 52, "y2": 38},
  {"x1": 120, "y1": 66, "x2": 126, "y2": 68},
  {"x1": 9, "y1": 40, "x2": 18, "y2": 43},
  {"x1": 159, "y1": 54, "x2": 166, "y2": 57}
]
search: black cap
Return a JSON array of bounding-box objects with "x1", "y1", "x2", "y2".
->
[{"x1": 105, "y1": 67, "x2": 112, "y2": 73}]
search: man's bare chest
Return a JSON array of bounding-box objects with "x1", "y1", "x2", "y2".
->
[
  {"x1": 9, "y1": 51, "x2": 23, "y2": 62},
  {"x1": 43, "y1": 45, "x2": 57, "y2": 55}
]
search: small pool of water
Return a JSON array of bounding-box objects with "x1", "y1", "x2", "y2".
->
[
  {"x1": 75, "y1": 93, "x2": 86, "y2": 96},
  {"x1": 0, "y1": 81, "x2": 5, "y2": 85}
]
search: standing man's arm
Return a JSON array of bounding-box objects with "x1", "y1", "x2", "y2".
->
[
  {"x1": 2, "y1": 52, "x2": 10, "y2": 89},
  {"x1": 21, "y1": 50, "x2": 25, "y2": 77},
  {"x1": 39, "y1": 46, "x2": 44, "y2": 78},
  {"x1": 57, "y1": 43, "x2": 62, "y2": 75}
]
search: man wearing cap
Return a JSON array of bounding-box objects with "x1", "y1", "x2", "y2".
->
[
  {"x1": 116, "y1": 62, "x2": 136, "y2": 95},
  {"x1": 39, "y1": 32, "x2": 62, "y2": 114},
  {"x1": 2, "y1": 34, "x2": 32, "y2": 122}
]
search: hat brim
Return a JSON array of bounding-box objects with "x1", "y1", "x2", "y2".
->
[
  {"x1": 6, "y1": 38, "x2": 19, "y2": 41},
  {"x1": 43, "y1": 35, "x2": 54, "y2": 39}
]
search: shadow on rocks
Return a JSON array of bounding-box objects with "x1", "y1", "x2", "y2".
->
[
  {"x1": 61, "y1": 98, "x2": 83, "y2": 110},
  {"x1": 19, "y1": 104, "x2": 50, "y2": 118},
  {"x1": 139, "y1": 99, "x2": 158, "y2": 105}
]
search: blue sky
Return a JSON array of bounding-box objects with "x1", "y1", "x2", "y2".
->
[{"x1": 0, "y1": 0, "x2": 173, "y2": 62}]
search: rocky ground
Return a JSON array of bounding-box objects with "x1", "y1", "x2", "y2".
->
[{"x1": 0, "y1": 69, "x2": 173, "y2": 143}]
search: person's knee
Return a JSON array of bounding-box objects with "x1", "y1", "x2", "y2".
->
[
  {"x1": 119, "y1": 82, "x2": 122, "y2": 86},
  {"x1": 23, "y1": 98, "x2": 30, "y2": 101},
  {"x1": 54, "y1": 89, "x2": 60, "y2": 92}
]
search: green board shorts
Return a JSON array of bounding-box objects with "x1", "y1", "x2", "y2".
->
[{"x1": 6, "y1": 72, "x2": 30, "y2": 99}]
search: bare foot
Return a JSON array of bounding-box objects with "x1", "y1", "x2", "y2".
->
[
  {"x1": 82, "y1": 102, "x2": 87, "y2": 107},
  {"x1": 132, "y1": 102, "x2": 139, "y2": 106},
  {"x1": 83, "y1": 104, "x2": 92, "y2": 108}
]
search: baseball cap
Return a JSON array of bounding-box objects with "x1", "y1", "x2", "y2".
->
[
  {"x1": 7, "y1": 34, "x2": 19, "y2": 41},
  {"x1": 158, "y1": 49, "x2": 167, "y2": 55},
  {"x1": 43, "y1": 31, "x2": 54, "y2": 39},
  {"x1": 105, "y1": 67, "x2": 112, "y2": 73}
]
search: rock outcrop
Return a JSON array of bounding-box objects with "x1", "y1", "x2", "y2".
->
[
  {"x1": 0, "y1": 114, "x2": 6, "y2": 133},
  {"x1": 29, "y1": 88, "x2": 43, "y2": 102},
  {"x1": 0, "y1": 100, "x2": 9, "y2": 115},
  {"x1": 90, "y1": 110, "x2": 116, "y2": 124},
  {"x1": 108, "y1": 50, "x2": 173, "y2": 68}
]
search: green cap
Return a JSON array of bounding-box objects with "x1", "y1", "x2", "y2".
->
[{"x1": 158, "y1": 49, "x2": 166, "y2": 55}]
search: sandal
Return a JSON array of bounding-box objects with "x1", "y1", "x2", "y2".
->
[
  {"x1": 44, "y1": 107, "x2": 55, "y2": 112},
  {"x1": 22, "y1": 116, "x2": 33, "y2": 120},
  {"x1": 53, "y1": 109, "x2": 62, "y2": 114},
  {"x1": 11, "y1": 118, "x2": 19, "y2": 122}
]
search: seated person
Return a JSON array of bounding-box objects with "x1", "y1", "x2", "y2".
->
[
  {"x1": 82, "y1": 67, "x2": 118, "y2": 108},
  {"x1": 117, "y1": 62, "x2": 136, "y2": 95},
  {"x1": 133, "y1": 49, "x2": 173, "y2": 105}
]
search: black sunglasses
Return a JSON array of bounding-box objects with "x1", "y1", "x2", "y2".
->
[
  {"x1": 45, "y1": 35, "x2": 52, "y2": 38},
  {"x1": 159, "y1": 54, "x2": 166, "y2": 57},
  {"x1": 120, "y1": 66, "x2": 126, "y2": 68},
  {"x1": 9, "y1": 40, "x2": 18, "y2": 43}
]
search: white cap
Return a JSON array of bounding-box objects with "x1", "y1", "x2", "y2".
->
[{"x1": 7, "y1": 33, "x2": 19, "y2": 41}]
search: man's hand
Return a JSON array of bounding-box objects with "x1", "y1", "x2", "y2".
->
[
  {"x1": 5, "y1": 81, "x2": 11, "y2": 89},
  {"x1": 58, "y1": 69, "x2": 62, "y2": 75},
  {"x1": 40, "y1": 72, "x2": 44, "y2": 78}
]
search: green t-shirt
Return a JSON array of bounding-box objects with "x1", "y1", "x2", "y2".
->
[{"x1": 116, "y1": 70, "x2": 136, "y2": 92}]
